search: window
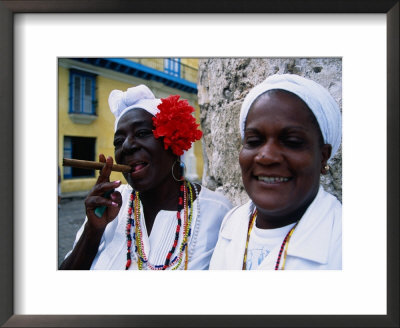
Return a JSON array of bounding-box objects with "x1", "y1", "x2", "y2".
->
[
  {"x1": 69, "y1": 69, "x2": 97, "y2": 115},
  {"x1": 164, "y1": 58, "x2": 181, "y2": 78},
  {"x1": 63, "y1": 136, "x2": 96, "y2": 179}
]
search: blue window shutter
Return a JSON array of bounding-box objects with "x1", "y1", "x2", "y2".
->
[
  {"x1": 69, "y1": 69, "x2": 97, "y2": 115},
  {"x1": 63, "y1": 137, "x2": 72, "y2": 178},
  {"x1": 73, "y1": 75, "x2": 81, "y2": 113},
  {"x1": 164, "y1": 58, "x2": 181, "y2": 78},
  {"x1": 83, "y1": 77, "x2": 92, "y2": 114}
]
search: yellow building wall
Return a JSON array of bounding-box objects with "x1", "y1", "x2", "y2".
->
[
  {"x1": 59, "y1": 67, "x2": 135, "y2": 192},
  {"x1": 59, "y1": 58, "x2": 203, "y2": 194},
  {"x1": 181, "y1": 58, "x2": 198, "y2": 69}
]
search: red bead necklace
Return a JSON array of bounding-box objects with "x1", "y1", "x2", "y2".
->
[
  {"x1": 125, "y1": 178, "x2": 194, "y2": 270},
  {"x1": 125, "y1": 192, "x2": 135, "y2": 270}
]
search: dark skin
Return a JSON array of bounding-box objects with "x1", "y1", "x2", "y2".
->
[
  {"x1": 239, "y1": 90, "x2": 331, "y2": 230},
  {"x1": 60, "y1": 108, "x2": 200, "y2": 269},
  {"x1": 114, "y1": 109, "x2": 197, "y2": 233},
  {"x1": 59, "y1": 155, "x2": 122, "y2": 270}
]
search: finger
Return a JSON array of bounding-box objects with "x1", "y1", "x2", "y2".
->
[
  {"x1": 110, "y1": 190, "x2": 122, "y2": 207},
  {"x1": 96, "y1": 153, "x2": 107, "y2": 183},
  {"x1": 97, "y1": 156, "x2": 113, "y2": 184},
  {"x1": 89, "y1": 180, "x2": 121, "y2": 196},
  {"x1": 107, "y1": 191, "x2": 123, "y2": 221},
  {"x1": 85, "y1": 195, "x2": 119, "y2": 212}
]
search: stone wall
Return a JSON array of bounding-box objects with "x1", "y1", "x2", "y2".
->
[{"x1": 197, "y1": 58, "x2": 342, "y2": 206}]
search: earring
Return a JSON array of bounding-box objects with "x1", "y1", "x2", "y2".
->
[
  {"x1": 324, "y1": 165, "x2": 330, "y2": 171},
  {"x1": 172, "y1": 159, "x2": 186, "y2": 182}
]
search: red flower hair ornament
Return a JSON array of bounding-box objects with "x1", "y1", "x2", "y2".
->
[{"x1": 152, "y1": 95, "x2": 203, "y2": 156}]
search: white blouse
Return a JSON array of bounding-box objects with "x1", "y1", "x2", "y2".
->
[
  {"x1": 210, "y1": 186, "x2": 342, "y2": 270},
  {"x1": 67, "y1": 184, "x2": 232, "y2": 270}
]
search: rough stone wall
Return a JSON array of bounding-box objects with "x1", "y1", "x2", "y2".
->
[{"x1": 198, "y1": 58, "x2": 342, "y2": 206}]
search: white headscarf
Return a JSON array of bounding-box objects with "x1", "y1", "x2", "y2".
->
[
  {"x1": 239, "y1": 74, "x2": 342, "y2": 159},
  {"x1": 109, "y1": 84, "x2": 161, "y2": 131}
]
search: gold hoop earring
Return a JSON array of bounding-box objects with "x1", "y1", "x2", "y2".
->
[{"x1": 171, "y1": 159, "x2": 186, "y2": 182}]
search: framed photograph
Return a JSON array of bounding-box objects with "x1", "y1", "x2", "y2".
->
[{"x1": 1, "y1": 1, "x2": 398, "y2": 327}]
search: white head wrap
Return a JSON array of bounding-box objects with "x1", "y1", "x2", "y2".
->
[
  {"x1": 239, "y1": 74, "x2": 342, "y2": 159},
  {"x1": 109, "y1": 84, "x2": 161, "y2": 131}
]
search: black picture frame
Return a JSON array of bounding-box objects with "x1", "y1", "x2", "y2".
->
[{"x1": 0, "y1": 1, "x2": 398, "y2": 327}]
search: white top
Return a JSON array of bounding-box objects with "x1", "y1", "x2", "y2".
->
[
  {"x1": 246, "y1": 222, "x2": 296, "y2": 270},
  {"x1": 210, "y1": 186, "x2": 342, "y2": 270},
  {"x1": 67, "y1": 184, "x2": 232, "y2": 270}
]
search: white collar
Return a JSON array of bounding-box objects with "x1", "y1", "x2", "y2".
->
[
  {"x1": 286, "y1": 186, "x2": 339, "y2": 264},
  {"x1": 219, "y1": 186, "x2": 341, "y2": 265}
]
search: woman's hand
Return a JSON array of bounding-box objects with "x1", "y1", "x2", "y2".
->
[
  {"x1": 59, "y1": 154, "x2": 123, "y2": 270},
  {"x1": 84, "y1": 154, "x2": 122, "y2": 232}
]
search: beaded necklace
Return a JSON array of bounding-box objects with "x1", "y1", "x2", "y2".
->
[
  {"x1": 125, "y1": 179, "x2": 194, "y2": 270},
  {"x1": 187, "y1": 183, "x2": 200, "y2": 262},
  {"x1": 242, "y1": 209, "x2": 257, "y2": 269},
  {"x1": 242, "y1": 209, "x2": 299, "y2": 270}
]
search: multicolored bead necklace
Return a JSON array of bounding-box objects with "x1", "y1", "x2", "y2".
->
[
  {"x1": 125, "y1": 179, "x2": 194, "y2": 270},
  {"x1": 242, "y1": 209, "x2": 258, "y2": 270},
  {"x1": 187, "y1": 183, "x2": 200, "y2": 261},
  {"x1": 242, "y1": 209, "x2": 299, "y2": 270}
]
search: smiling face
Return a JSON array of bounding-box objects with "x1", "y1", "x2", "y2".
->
[
  {"x1": 114, "y1": 108, "x2": 177, "y2": 192},
  {"x1": 239, "y1": 90, "x2": 331, "y2": 226}
]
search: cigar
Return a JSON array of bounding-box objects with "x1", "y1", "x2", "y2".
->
[{"x1": 63, "y1": 158, "x2": 132, "y2": 173}]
